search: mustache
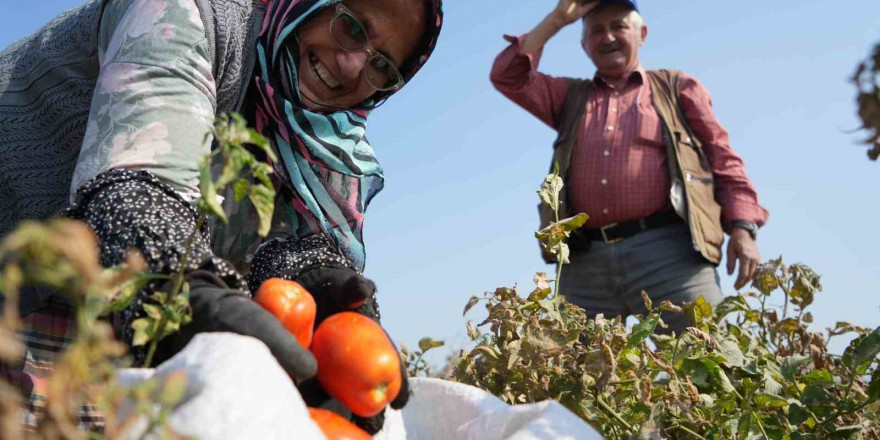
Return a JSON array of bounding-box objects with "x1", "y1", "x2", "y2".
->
[{"x1": 598, "y1": 43, "x2": 622, "y2": 54}]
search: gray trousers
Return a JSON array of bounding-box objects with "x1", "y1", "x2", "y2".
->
[{"x1": 560, "y1": 222, "x2": 723, "y2": 335}]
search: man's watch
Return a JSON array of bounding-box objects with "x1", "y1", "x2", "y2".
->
[{"x1": 730, "y1": 220, "x2": 758, "y2": 240}]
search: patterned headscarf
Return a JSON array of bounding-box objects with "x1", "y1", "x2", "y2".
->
[{"x1": 253, "y1": 0, "x2": 443, "y2": 270}]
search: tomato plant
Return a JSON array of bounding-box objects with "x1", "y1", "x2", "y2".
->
[
  {"x1": 311, "y1": 312, "x2": 402, "y2": 417},
  {"x1": 255, "y1": 278, "x2": 317, "y2": 348},
  {"x1": 308, "y1": 407, "x2": 372, "y2": 440}
]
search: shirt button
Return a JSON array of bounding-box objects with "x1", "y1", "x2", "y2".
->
[
  {"x1": 614, "y1": 91, "x2": 620, "y2": 97},
  {"x1": 602, "y1": 208, "x2": 609, "y2": 214},
  {"x1": 611, "y1": 107, "x2": 618, "y2": 113},
  {"x1": 607, "y1": 126, "x2": 614, "y2": 131},
  {"x1": 601, "y1": 178, "x2": 608, "y2": 185},
  {"x1": 603, "y1": 150, "x2": 610, "y2": 157}
]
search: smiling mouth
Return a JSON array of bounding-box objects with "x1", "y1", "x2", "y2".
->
[
  {"x1": 599, "y1": 45, "x2": 621, "y2": 55},
  {"x1": 309, "y1": 52, "x2": 341, "y2": 90}
]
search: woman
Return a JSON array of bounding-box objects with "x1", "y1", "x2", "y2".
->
[{"x1": 0, "y1": 0, "x2": 443, "y2": 433}]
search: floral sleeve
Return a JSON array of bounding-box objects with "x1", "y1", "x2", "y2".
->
[{"x1": 70, "y1": 0, "x2": 216, "y2": 201}]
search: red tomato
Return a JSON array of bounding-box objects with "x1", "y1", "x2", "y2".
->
[
  {"x1": 308, "y1": 408, "x2": 372, "y2": 440},
  {"x1": 310, "y1": 312, "x2": 402, "y2": 417},
  {"x1": 254, "y1": 278, "x2": 317, "y2": 348}
]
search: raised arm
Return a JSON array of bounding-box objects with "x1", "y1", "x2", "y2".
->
[{"x1": 489, "y1": 0, "x2": 598, "y2": 130}]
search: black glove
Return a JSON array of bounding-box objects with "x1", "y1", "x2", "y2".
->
[
  {"x1": 153, "y1": 270, "x2": 317, "y2": 380},
  {"x1": 296, "y1": 267, "x2": 380, "y2": 324},
  {"x1": 294, "y1": 267, "x2": 410, "y2": 434}
]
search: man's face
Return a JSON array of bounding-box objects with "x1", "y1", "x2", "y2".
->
[{"x1": 582, "y1": 5, "x2": 647, "y2": 80}]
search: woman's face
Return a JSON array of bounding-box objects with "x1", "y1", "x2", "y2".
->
[{"x1": 295, "y1": 0, "x2": 425, "y2": 110}]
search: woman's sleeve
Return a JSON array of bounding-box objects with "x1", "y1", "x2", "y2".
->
[
  {"x1": 70, "y1": 0, "x2": 217, "y2": 201},
  {"x1": 63, "y1": 0, "x2": 243, "y2": 358}
]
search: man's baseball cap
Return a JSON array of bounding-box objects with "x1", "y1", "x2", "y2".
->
[{"x1": 595, "y1": 0, "x2": 639, "y2": 12}]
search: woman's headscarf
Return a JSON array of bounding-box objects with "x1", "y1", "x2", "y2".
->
[{"x1": 253, "y1": 0, "x2": 443, "y2": 271}]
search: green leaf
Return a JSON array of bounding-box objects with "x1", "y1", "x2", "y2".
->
[
  {"x1": 868, "y1": 366, "x2": 880, "y2": 401},
  {"x1": 713, "y1": 294, "x2": 749, "y2": 321},
  {"x1": 132, "y1": 317, "x2": 157, "y2": 347},
  {"x1": 418, "y1": 337, "x2": 444, "y2": 353},
  {"x1": 763, "y1": 371, "x2": 783, "y2": 395},
  {"x1": 717, "y1": 337, "x2": 746, "y2": 368},
  {"x1": 198, "y1": 162, "x2": 227, "y2": 223},
  {"x1": 463, "y1": 296, "x2": 480, "y2": 316},
  {"x1": 248, "y1": 183, "x2": 276, "y2": 238},
  {"x1": 829, "y1": 425, "x2": 863, "y2": 439},
  {"x1": 755, "y1": 393, "x2": 789, "y2": 409},
  {"x1": 780, "y1": 355, "x2": 810, "y2": 381},
  {"x1": 555, "y1": 213, "x2": 589, "y2": 232},
  {"x1": 801, "y1": 370, "x2": 834, "y2": 386},
  {"x1": 232, "y1": 179, "x2": 251, "y2": 202},
  {"x1": 684, "y1": 296, "x2": 713, "y2": 327},
  {"x1": 704, "y1": 359, "x2": 737, "y2": 394},
  {"x1": 247, "y1": 127, "x2": 275, "y2": 161},
  {"x1": 680, "y1": 358, "x2": 711, "y2": 389},
  {"x1": 841, "y1": 327, "x2": 880, "y2": 375},
  {"x1": 106, "y1": 273, "x2": 158, "y2": 314},
  {"x1": 788, "y1": 401, "x2": 810, "y2": 425},
  {"x1": 627, "y1": 314, "x2": 660, "y2": 349},
  {"x1": 143, "y1": 303, "x2": 163, "y2": 320}
]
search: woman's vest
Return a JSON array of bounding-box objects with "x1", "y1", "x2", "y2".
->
[
  {"x1": 0, "y1": 0, "x2": 266, "y2": 238},
  {"x1": 539, "y1": 69, "x2": 724, "y2": 264}
]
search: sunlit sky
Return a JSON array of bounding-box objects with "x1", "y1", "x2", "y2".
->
[{"x1": 3, "y1": 0, "x2": 878, "y2": 364}]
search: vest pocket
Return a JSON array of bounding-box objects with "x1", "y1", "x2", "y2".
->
[{"x1": 686, "y1": 177, "x2": 724, "y2": 251}]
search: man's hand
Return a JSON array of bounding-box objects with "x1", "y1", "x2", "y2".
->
[
  {"x1": 552, "y1": 0, "x2": 599, "y2": 27},
  {"x1": 522, "y1": 0, "x2": 599, "y2": 54},
  {"x1": 726, "y1": 228, "x2": 760, "y2": 290}
]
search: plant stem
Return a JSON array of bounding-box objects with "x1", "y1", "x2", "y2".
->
[
  {"x1": 596, "y1": 396, "x2": 633, "y2": 432},
  {"x1": 751, "y1": 411, "x2": 769, "y2": 439},
  {"x1": 781, "y1": 284, "x2": 790, "y2": 320},
  {"x1": 818, "y1": 376, "x2": 860, "y2": 427},
  {"x1": 674, "y1": 424, "x2": 707, "y2": 440},
  {"x1": 143, "y1": 216, "x2": 206, "y2": 368}
]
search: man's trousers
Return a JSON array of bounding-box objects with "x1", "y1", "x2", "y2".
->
[{"x1": 560, "y1": 222, "x2": 724, "y2": 335}]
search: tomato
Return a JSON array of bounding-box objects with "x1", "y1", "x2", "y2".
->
[
  {"x1": 310, "y1": 312, "x2": 402, "y2": 417},
  {"x1": 308, "y1": 408, "x2": 372, "y2": 440},
  {"x1": 254, "y1": 278, "x2": 317, "y2": 348}
]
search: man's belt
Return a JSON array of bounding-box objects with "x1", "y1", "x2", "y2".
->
[{"x1": 573, "y1": 210, "x2": 682, "y2": 246}]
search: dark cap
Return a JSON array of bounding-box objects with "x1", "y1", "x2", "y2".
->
[{"x1": 596, "y1": 0, "x2": 638, "y2": 12}]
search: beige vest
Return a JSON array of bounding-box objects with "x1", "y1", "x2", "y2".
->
[{"x1": 539, "y1": 69, "x2": 724, "y2": 264}]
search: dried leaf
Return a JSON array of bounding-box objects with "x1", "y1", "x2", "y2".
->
[
  {"x1": 418, "y1": 337, "x2": 444, "y2": 353},
  {"x1": 463, "y1": 296, "x2": 480, "y2": 316}
]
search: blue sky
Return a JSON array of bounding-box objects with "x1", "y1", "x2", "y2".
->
[{"x1": 3, "y1": 0, "x2": 879, "y2": 363}]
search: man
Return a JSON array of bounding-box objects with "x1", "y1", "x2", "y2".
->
[{"x1": 490, "y1": 0, "x2": 768, "y2": 333}]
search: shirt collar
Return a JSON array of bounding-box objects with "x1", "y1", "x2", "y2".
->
[{"x1": 593, "y1": 66, "x2": 647, "y2": 89}]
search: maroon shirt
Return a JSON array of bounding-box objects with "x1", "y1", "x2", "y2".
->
[{"x1": 491, "y1": 35, "x2": 768, "y2": 229}]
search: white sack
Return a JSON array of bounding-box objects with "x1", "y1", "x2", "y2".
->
[
  {"x1": 398, "y1": 377, "x2": 604, "y2": 440},
  {"x1": 115, "y1": 333, "x2": 327, "y2": 440},
  {"x1": 115, "y1": 333, "x2": 603, "y2": 440}
]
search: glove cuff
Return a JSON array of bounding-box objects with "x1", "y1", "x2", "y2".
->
[
  {"x1": 65, "y1": 168, "x2": 247, "y2": 361},
  {"x1": 246, "y1": 234, "x2": 356, "y2": 291}
]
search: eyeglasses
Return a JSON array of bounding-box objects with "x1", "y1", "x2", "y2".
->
[{"x1": 329, "y1": 4, "x2": 405, "y2": 92}]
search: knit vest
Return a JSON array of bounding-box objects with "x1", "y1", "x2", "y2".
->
[
  {"x1": 539, "y1": 70, "x2": 724, "y2": 264},
  {"x1": 0, "y1": 0, "x2": 266, "y2": 239}
]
